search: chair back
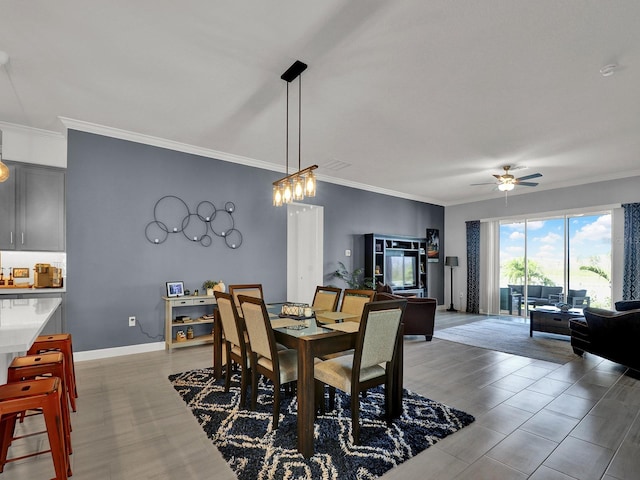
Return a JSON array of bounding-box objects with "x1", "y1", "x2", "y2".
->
[
  {"x1": 341, "y1": 289, "x2": 376, "y2": 319},
  {"x1": 229, "y1": 284, "x2": 264, "y2": 315},
  {"x1": 214, "y1": 291, "x2": 244, "y2": 348},
  {"x1": 239, "y1": 295, "x2": 277, "y2": 364},
  {"x1": 355, "y1": 299, "x2": 406, "y2": 373},
  {"x1": 312, "y1": 286, "x2": 342, "y2": 312}
]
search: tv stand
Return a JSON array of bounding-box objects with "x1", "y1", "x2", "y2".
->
[{"x1": 364, "y1": 233, "x2": 427, "y2": 297}]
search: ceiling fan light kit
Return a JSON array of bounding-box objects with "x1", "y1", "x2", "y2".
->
[{"x1": 471, "y1": 165, "x2": 542, "y2": 195}]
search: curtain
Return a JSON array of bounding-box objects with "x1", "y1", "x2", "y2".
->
[
  {"x1": 623, "y1": 203, "x2": 640, "y2": 300},
  {"x1": 480, "y1": 221, "x2": 500, "y2": 315},
  {"x1": 466, "y1": 220, "x2": 481, "y2": 313}
]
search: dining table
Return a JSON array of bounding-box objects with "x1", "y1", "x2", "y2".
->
[{"x1": 211, "y1": 302, "x2": 404, "y2": 458}]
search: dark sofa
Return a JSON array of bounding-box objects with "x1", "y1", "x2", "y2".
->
[
  {"x1": 374, "y1": 292, "x2": 436, "y2": 341},
  {"x1": 508, "y1": 284, "x2": 563, "y2": 306},
  {"x1": 569, "y1": 306, "x2": 640, "y2": 371}
]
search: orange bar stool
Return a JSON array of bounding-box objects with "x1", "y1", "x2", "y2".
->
[
  {"x1": 0, "y1": 377, "x2": 71, "y2": 480},
  {"x1": 27, "y1": 334, "x2": 78, "y2": 412},
  {"x1": 7, "y1": 353, "x2": 73, "y2": 458}
]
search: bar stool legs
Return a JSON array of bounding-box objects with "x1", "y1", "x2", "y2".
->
[
  {"x1": 0, "y1": 377, "x2": 70, "y2": 480},
  {"x1": 28, "y1": 334, "x2": 78, "y2": 412},
  {"x1": 7, "y1": 352, "x2": 73, "y2": 457}
]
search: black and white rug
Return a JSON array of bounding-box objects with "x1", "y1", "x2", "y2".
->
[{"x1": 169, "y1": 368, "x2": 474, "y2": 480}]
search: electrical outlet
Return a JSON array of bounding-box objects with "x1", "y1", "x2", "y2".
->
[
  {"x1": 128, "y1": 316, "x2": 136, "y2": 327},
  {"x1": 459, "y1": 292, "x2": 463, "y2": 298}
]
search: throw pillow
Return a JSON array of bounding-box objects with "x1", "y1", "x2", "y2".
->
[{"x1": 615, "y1": 300, "x2": 640, "y2": 311}]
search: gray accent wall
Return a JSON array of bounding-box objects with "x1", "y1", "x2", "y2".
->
[{"x1": 66, "y1": 130, "x2": 444, "y2": 352}]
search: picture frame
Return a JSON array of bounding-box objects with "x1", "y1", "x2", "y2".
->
[
  {"x1": 426, "y1": 228, "x2": 440, "y2": 263},
  {"x1": 166, "y1": 281, "x2": 185, "y2": 297},
  {"x1": 12, "y1": 267, "x2": 30, "y2": 278}
]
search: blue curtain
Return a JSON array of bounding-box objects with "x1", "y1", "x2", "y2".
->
[
  {"x1": 466, "y1": 220, "x2": 481, "y2": 313},
  {"x1": 623, "y1": 203, "x2": 640, "y2": 300}
]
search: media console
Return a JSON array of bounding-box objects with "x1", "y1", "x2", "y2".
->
[{"x1": 364, "y1": 233, "x2": 427, "y2": 297}]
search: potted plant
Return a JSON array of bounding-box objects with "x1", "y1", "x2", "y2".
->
[
  {"x1": 202, "y1": 280, "x2": 218, "y2": 297},
  {"x1": 331, "y1": 261, "x2": 374, "y2": 290}
]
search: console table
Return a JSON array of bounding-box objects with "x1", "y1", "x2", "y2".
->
[
  {"x1": 530, "y1": 307, "x2": 584, "y2": 337},
  {"x1": 163, "y1": 295, "x2": 217, "y2": 350}
]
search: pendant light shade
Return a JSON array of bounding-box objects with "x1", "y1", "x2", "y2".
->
[{"x1": 0, "y1": 130, "x2": 9, "y2": 183}]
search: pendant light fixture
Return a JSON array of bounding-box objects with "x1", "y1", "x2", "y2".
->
[
  {"x1": 0, "y1": 130, "x2": 9, "y2": 183},
  {"x1": 272, "y1": 60, "x2": 318, "y2": 206}
]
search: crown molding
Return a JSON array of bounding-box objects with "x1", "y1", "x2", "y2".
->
[{"x1": 58, "y1": 117, "x2": 440, "y2": 206}]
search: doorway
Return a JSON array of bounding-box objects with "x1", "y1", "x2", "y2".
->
[{"x1": 287, "y1": 203, "x2": 324, "y2": 304}]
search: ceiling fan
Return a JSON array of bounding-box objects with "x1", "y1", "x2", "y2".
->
[{"x1": 471, "y1": 165, "x2": 542, "y2": 191}]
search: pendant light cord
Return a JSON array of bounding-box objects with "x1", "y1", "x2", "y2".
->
[
  {"x1": 298, "y1": 74, "x2": 302, "y2": 172},
  {"x1": 286, "y1": 82, "x2": 289, "y2": 176}
]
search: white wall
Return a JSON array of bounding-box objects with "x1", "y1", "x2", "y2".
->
[{"x1": 445, "y1": 176, "x2": 640, "y2": 312}]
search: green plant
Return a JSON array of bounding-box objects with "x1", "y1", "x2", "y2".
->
[
  {"x1": 502, "y1": 258, "x2": 554, "y2": 285},
  {"x1": 331, "y1": 261, "x2": 374, "y2": 289},
  {"x1": 202, "y1": 280, "x2": 219, "y2": 290}
]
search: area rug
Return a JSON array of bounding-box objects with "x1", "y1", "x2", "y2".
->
[
  {"x1": 434, "y1": 317, "x2": 576, "y2": 364},
  {"x1": 169, "y1": 367, "x2": 474, "y2": 480}
]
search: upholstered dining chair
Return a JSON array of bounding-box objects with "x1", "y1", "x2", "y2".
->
[
  {"x1": 340, "y1": 289, "x2": 376, "y2": 321},
  {"x1": 238, "y1": 295, "x2": 298, "y2": 429},
  {"x1": 229, "y1": 284, "x2": 264, "y2": 317},
  {"x1": 214, "y1": 291, "x2": 251, "y2": 408},
  {"x1": 314, "y1": 299, "x2": 407, "y2": 445},
  {"x1": 312, "y1": 286, "x2": 342, "y2": 324}
]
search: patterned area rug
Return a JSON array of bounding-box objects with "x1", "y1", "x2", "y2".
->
[
  {"x1": 434, "y1": 317, "x2": 576, "y2": 364},
  {"x1": 169, "y1": 367, "x2": 474, "y2": 480}
]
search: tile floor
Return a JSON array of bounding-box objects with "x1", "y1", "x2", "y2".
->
[{"x1": 3, "y1": 311, "x2": 640, "y2": 479}]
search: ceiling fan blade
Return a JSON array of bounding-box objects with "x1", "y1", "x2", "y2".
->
[
  {"x1": 516, "y1": 173, "x2": 542, "y2": 181},
  {"x1": 470, "y1": 182, "x2": 497, "y2": 186},
  {"x1": 517, "y1": 182, "x2": 539, "y2": 187}
]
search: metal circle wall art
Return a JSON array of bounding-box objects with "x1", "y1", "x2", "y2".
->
[{"x1": 145, "y1": 196, "x2": 243, "y2": 249}]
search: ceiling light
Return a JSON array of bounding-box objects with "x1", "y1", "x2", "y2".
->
[
  {"x1": 272, "y1": 60, "x2": 318, "y2": 207},
  {"x1": 498, "y1": 182, "x2": 514, "y2": 192}
]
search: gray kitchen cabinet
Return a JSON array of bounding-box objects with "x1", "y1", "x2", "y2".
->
[{"x1": 0, "y1": 161, "x2": 65, "y2": 251}]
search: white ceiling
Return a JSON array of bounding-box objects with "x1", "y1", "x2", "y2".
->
[{"x1": 1, "y1": 1, "x2": 639, "y2": 206}]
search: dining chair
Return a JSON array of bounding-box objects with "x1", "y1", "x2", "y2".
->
[
  {"x1": 214, "y1": 291, "x2": 251, "y2": 408},
  {"x1": 314, "y1": 299, "x2": 407, "y2": 445},
  {"x1": 340, "y1": 289, "x2": 376, "y2": 321},
  {"x1": 238, "y1": 295, "x2": 298, "y2": 429},
  {"x1": 312, "y1": 286, "x2": 342, "y2": 324},
  {"x1": 228, "y1": 284, "x2": 264, "y2": 316}
]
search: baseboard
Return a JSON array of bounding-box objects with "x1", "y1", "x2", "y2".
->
[{"x1": 74, "y1": 342, "x2": 165, "y2": 362}]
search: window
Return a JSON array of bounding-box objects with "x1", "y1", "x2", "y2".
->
[{"x1": 499, "y1": 212, "x2": 611, "y2": 314}]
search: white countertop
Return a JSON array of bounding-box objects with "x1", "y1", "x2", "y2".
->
[
  {"x1": 0, "y1": 297, "x2": 62, "y2": 354},
  {"x1": 0, "y1": 287, "x2": 66, "y2": 295}
]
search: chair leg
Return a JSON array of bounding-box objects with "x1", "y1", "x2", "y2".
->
[
  {"x1": 224, "y1": 344, "x2": 232, "y2": 393},
  {"x1": 314, "y1": 380, "x2": 325, "y2": 415},
  {"x1": 239, "y1": 364, "x2": 248, "y2": 408},
  {"x1": 250, "y1": 361, "x2": 258, "y2": 411},
  {"x1": 272, "y1": 380, "x2": 280, "y2": 429},
  {"x1": 0, "y1": 414, "x2": 17, "y2": 473},
  {"x1": 351, "y1": 389, "x2": 360, "y2": 445}
]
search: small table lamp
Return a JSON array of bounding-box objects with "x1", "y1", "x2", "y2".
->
[{"x1": 445, "y1": 256, "x2": 459, "y2": 312}]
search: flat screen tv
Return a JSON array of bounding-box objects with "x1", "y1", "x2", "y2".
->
[{"x1": 385, "y1": 253, "x2": 417, "y2": 288}]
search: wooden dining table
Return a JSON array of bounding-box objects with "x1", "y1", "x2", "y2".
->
[{"x1": 211, "y1": 302, "x2": 404, "y2": 458}]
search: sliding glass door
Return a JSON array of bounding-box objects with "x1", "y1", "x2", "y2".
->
[{"x1": 499, "y1": 212, "x2": 611, "y2": 316}]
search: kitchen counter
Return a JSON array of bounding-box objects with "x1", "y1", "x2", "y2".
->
[
  {"x1": 0, "y1": 286, "x2": 66, "y2": 295},
  {"x1": 0, "y1": 296, "x2": 63, "y2": 384}
]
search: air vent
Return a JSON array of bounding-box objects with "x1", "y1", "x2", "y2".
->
[{"x1": 323, "y1": 159, "x2": 351, "y2": 171}]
